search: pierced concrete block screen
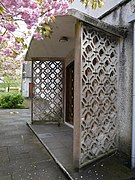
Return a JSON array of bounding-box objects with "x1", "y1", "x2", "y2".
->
[
  {"x1": 80, "y1": 24, "x2": 118, "y2": 166},
  {"x1": 32, "y1": 60, "x2": 63, "y2": 123}
]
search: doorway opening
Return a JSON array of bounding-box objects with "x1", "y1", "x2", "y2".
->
[{"x1": 66, "y1": 62, "x2": 74, "y2": 127}]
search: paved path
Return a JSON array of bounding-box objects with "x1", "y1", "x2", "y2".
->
[
  {"x1": 0, "y1": 109, "x2": 68, "y2": 180},
  {"x1": 1, "y1": 109, "x2": 135, "y2": 180}
]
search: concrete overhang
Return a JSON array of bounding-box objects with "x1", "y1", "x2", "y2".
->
[
  {"x1": 26, "y1": 15, "x2": 76, "y2": 60},
  {"x1": 25, "y1": 9, "x2": 126, "y2": 61},
  {"x1": 68, "y1": 9, "x2": 127, "y2": 37}
]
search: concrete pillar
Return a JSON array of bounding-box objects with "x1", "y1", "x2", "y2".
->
[{"x1": 73, "y1": 21, "x2": 82, "y2": 170}]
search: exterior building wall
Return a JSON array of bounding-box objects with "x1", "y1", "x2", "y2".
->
[
  {"x1": 100, "y1": 0, "x2": 134, "y2": 156},
  {"x1": 22, "y1": 62, "x2": 32, "y2": 97},
  {"x1": 22, "y1": 78, "x2": 32, "y2": 97}
]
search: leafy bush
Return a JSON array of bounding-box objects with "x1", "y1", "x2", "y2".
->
[{"x1": 0, "y1": 93, "x2": 24, "y2": 108}]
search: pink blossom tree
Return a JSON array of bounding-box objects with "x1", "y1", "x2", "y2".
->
[
  {"x1": 0, "y1": 0, "x2": 105, "y2": 84},
  {"x1": 0, "y1": 0, "x2": 69, "y2": 86},
  {"x1": 0, "y1": 0, "x2": 105, "y2": 59},
  {"x1": 0, "y1": 0, "x2": 69, "y2": 59}
]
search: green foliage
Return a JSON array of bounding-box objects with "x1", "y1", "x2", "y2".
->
[
  {"x1": 0, "y1": 93, "x2": 24, "y2": 108},
  {"x1": 0, "y1": 6, "x2": 4, "y2": 14},
  {"x1": 0, "y1": 88, "x2": 6, "y2": 92},
  {"x1": 80, "y1": 0, "x2": 105, "y2": 9},
  {"x1": 0, "y1": 75, "x2": 22, "y2": 93}
]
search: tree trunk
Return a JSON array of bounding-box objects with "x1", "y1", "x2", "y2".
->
[{"x1": 7, "y1": 85, "x2": 10, "y2": 92}]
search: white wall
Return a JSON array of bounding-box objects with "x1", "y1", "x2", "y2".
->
[{"x1": 22, "y1": 78, "x2": 31, "y2": 97}]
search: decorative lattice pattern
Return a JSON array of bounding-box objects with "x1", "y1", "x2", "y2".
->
[
  {"x1": 80, "y1": 25, "x2": 118, "y2": 165},
  {"x1": 32, "y1": 60, "x2": 63, "y2": 123}
]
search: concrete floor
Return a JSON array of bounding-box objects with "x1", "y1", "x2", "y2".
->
[
  {"x1": 28, "y1": 123, "x2": 135, "y2": 180},
  {"x1": 29, "y1": 124, "x2": 73, "y2": 169}
]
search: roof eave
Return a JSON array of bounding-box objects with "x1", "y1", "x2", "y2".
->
[{"x1": 68, "y1": 9, "x2": 127, "y2": 37}]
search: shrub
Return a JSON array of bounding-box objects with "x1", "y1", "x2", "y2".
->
[{"x1": 0, "y1": 93, "x2": 24, "y2": 108}]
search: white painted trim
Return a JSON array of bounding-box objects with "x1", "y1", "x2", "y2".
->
[
  {"x1": 65, "y1": 122, "x2": 74, "y2": 129},
  {"x1": 131, "y1": 22, "x2": 135, "y2": 168},
  {"x1": 128, "y1": 13, "x2": 135, "y2": 23},
  {"x1": 128, "y1": 16, "x2": 135, "y2": 168}
]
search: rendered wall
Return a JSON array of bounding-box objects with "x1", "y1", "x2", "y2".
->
[
  {"x1": 22, "y1": 62, "x2": 32, "y2": 97},
  {"x1": 22, "y1": 78, "x2": 31, "y2": 97},
  {"x1": 100, "y1": 0, "x2": 133, "y2": 156}
]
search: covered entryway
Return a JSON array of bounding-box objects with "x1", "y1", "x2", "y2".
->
[{"x1": 26, "y1": 9, "x2": 127, "y2": 171}]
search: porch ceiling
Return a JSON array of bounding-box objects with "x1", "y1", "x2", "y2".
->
[
  {"x1": 26, "y1": 15, "x2": 76, "y2": 60},
  {"x1": 26, "y1": 9, "x2": 125, "y2": 61}
]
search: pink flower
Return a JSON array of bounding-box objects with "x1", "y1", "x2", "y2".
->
[
  {"x1": 4, "y1": 23, "x2": 17, "y2": 32},
  {"x1": 0, "y1": 0, "x2": 69, "y2": 62},
  {"x1": 6, "y1": 34, "x2": 11, "y2": 39},
  {"x1": 34, "y1": 32, "x2": 43, "y2": 40},
  {"x1": 30, "y1": 2, "x2": 37, "y2": 9},
  {"x1": 21, "y1": 11, "x2": 30, "y2": 21},
  {"x1": 0, "y1": 36, "x2": 3, "y2": 42}
]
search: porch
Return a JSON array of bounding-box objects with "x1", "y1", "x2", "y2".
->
[
  {"x1": 27, "y1": 122, "x2": 135, "y2": 180},
  {"x1": 26, "y1": 9, "x2": 130, "y2": 171}
]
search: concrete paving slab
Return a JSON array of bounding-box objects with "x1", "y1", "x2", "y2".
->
[
  {"x1": 12, "y1": 168, "x2": 66, "y2": 180},
  {"x1": 0, "y1": 175, "x2": 12, "y2": 180},
  {"x1": 0, "y1": 109, "x2": 68, "y2": 180},
  {"x1": 2, "y1": 109, "x2": 135, "y2": 180},
  {"x1": 0, "y1": 147, "x2": 9, "y2": 163}
]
